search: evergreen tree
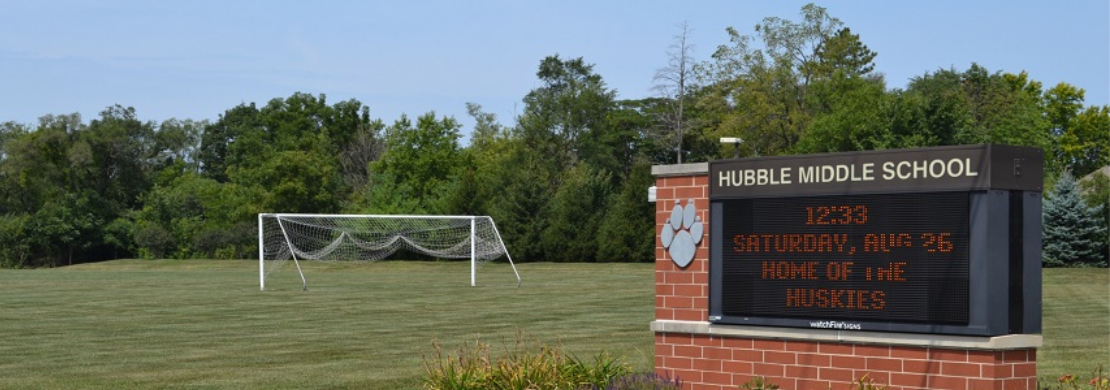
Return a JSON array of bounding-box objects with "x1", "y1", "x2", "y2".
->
[
  {"x1": 596, "y1": 163, "x2": 656, "y2": 262},
  {"x1": 542, "y1": 163, "x2": 612, "y2": 262},
  {"x1": 1079, "y1": 171, "x2": 1110, "y2": 262},
  {"x1": 1043, "y1": 171, "x2": 1108, "y2": 267}
]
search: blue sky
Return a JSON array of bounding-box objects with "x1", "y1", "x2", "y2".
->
[{"x1": 2, "y1": 1, "x2": 1107, "y2": 138}]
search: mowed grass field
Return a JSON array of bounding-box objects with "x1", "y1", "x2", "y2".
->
[
  {"x1": 1039, "y1": 267, "x2": 1110, "y2": 379},
  {"x1": 0, "y1": 260, "x2": 655, "y2": 389},
  {"x1": 0, "y1": 261, "x2": 1105, "y2": 389}
]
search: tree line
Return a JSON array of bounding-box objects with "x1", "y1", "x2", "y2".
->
[{"x1": 1, "y1": 4, "x2": 1106, "y2": 268}]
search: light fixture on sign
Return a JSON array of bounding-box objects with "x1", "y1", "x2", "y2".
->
[{"x1": 720, "y1": 137, "x2": 743, "y2": 159}]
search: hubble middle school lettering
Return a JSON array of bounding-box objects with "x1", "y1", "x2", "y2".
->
[{"x1": 717, "y1": 158, "x2": 979, "y2": 188}]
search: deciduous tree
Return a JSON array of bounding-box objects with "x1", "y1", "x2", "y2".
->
[
  {"x1": 696, "y1": 4, "x2": 876, "y2": 157},
  {"x1": 519, "y1": 55, "x2": 617, "y2": 172},
  {"x1": 1047, "y1": 83, "x2": 1109, "y2": 177},
  {"x1": 360, "y1": 112, "x2": 465, "y2": 214}
]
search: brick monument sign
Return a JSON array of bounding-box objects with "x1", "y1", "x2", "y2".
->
[{"x1": 651, "y1": 145, "x2": 1043, "y2": 390}]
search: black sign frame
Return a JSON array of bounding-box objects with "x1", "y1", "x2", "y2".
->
[{"x1": 708, "y1": 144, "x2": 1043, "y2": 336}]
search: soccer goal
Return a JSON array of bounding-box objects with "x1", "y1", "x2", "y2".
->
[{"x1": 258, "y1": 214, "x2": 521, "y2": 290}]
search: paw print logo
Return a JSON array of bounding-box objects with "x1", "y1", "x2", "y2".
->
[{"x1": 660, "y1": 199, "x2": 703, "y2": 268}]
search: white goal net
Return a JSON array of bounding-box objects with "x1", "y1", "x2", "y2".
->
[{"x1": 258, "y1": 214, "x2": 520, "y2": 290}]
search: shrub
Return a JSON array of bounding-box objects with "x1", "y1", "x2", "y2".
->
[
  {"x1": 849, "y1": 374, "x2": 887, "y2": 390},
  {"x1": 0, "y1": 214, "x2": 33, "y2": 268},
  {"x1": 133, "y1": 224, "x2": 175, "y2": 259},
  {"x1": 422, "y1": 335, "x2": 632, "y2": 390},
  {"x1": 739, "y1": 376, "x2": 779, "y2": 390},
  {"x1": 600, "y1": 372, "x2": 682, "y2": 390},
  {"x1": 737, "y1": 375, "x2": 890, "y2": 390}
]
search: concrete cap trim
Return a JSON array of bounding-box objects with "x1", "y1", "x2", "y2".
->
[
  {"x1": 652, "y1": 163, "x2": 709, "y2": 177},
  {"x1": 650, "y1": 320, "x2": 1042, "y2": 350}
]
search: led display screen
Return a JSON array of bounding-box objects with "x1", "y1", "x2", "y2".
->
[{"x1": 718, "y1": 192, "x2": 969, "y2": 325}]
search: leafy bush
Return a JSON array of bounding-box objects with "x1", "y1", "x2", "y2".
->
[
  {"x1": 0, "y1": 214, "x2": 33, "y2": 268},
  {"x1": 600, "y1": 372, "x2": 682, "y2": 390},
  {"x1": 422, "y1": 335, "x2": 631, "y2": 390},
  {"x1": 193, "y1": 222, "x2": 255, "y2": 259},
  {"x1": 739, "y1": 376, "x2": 779, "y2": 390},
  {"x1": 738, "y1": 375, "x2": 889, "y2": 390},
  {"x1": 849, "y1": 374, "x2": 887, "y2": 390},
  {"x1": 133, "y1": 223, "x2": 175, "y2": 259}
]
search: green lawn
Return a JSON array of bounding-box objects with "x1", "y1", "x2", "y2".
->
[
  {"x1": 0, "y1": 261, "x2": 1105, "y2": 389},
  {"x1": 0, "y1": 260, "x2": 655, "y2": 389},
  {"x1": 1039, "y1": 267, "x2": 1110, "y2": 381}
]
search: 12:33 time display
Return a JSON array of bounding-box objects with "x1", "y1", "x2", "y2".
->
[{"x1": 805, "y1": 205, "x2": 868, "y2": 225}]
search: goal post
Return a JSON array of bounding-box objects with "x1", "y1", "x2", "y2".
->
[{"x1": 258, "y1": 214, "x2": 521, "y2": 290}]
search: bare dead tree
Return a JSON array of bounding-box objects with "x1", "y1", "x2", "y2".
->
[{"x1": 653, "y1": 21, "x2": 696, "y2": 164}]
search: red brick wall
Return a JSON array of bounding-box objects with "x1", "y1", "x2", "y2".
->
[
  {"x1": 655, "y1": 174, "x2": 710, "y2": 322},
  {"x1": 652, "y1": 168, "x2": 1038, "y2": 390},
  {"x1": 654, "y1": 333, "x2": 1037, "y2": 390}
]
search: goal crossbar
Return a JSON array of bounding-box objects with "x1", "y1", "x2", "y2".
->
[{"x1": 258, "y1": 213, "x2": 521, "y2": 290}]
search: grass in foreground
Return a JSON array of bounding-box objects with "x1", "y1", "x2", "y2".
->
[
  {"x1": 1039, "y1": 267, "x2": 1110, "y2": 382},
  {"x1": 0, "y1": 260, "x2": 654, "y2": 389},
  {"x1": 0, "y1": 261, "x2": 1104, "y2": 389}
]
